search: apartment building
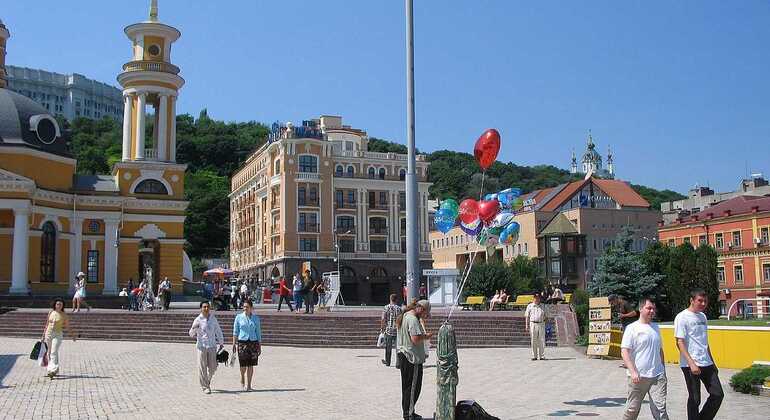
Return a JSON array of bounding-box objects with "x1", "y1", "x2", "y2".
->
[{"x1": 230, "y1": 116, "x2": 432, "y2": 304}]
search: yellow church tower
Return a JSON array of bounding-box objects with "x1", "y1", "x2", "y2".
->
[{"x1": 117, "y1": 0, "x2": 184, "y2": 164}]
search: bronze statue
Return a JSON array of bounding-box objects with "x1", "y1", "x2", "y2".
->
[{"x1": 436, "y1": 322, "x2": 458, "y2": 420}]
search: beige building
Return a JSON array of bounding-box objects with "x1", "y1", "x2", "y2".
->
[
  {"x1": 230, "y1": 116, "x2": 432, "y2": 304},
  {"x1": 430, "y1": 177, "x2": 661, "y2": 289},
  {"x1": 0, "y1": 3, "x2": 190, "y2": 297}
]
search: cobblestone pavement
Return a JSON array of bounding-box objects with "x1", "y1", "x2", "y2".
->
[{"x1": 0, "y1": 338, "x2": 764, "y2": 419}]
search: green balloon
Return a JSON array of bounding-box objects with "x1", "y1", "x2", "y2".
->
[
  {"x1": 488, "y1": 226, "x2": 503, "y2": 236},
  {"x1": 512, "y1": 197, "x2": 524, "y2": 209},
  {"x1": 440, "y1": 198, "x2": 459, "y2": 215}
]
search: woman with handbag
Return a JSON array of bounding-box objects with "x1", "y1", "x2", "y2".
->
[
  {"x1": 232, "y1": 299, "x2": 261, "y2": 391},
  {"x1": 43, "y1": 298, "x2": 77, "y2": 379}
]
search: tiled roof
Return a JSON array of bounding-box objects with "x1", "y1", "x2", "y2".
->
[
  {"x1": 538, "y1": 177, "x2": 650, "y2": 211},
  {"x1": 539, "y1": 180, "x2": 590, "y2": 211},
  {"x1": 678, "y1": 195, "x2": 770, "y2": 224}
]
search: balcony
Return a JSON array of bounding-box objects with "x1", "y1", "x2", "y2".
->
[
  {"x1": 298, "y1": 224, "x2": 319, "y2": 233},
  {"x1": 369, "y1": 228, "x2": 388, "y2": 236},
  {"x1": 335, "y1": 201, "x2": 357, "y2": 209},
  {"x1": 368, "y1": 202, "x2": 389, "y2": 211},
  {"x1": 143, "y1": 148, "x2": 158, "y2": 160},
  {"x1": 270, "y1": 174, "x2": 281, "y2": 187},
  {"x1": 298, "y1": 199, "x2": 319, "y2": 207},
  {"x1": 296, "y1": 172, "x2": 321, "y2": 182},
  {"x1": 122, "y1": 60, "x2": 180, "y2": 75},
  {"x1": 331, "y1": 149, "x2": 428, "y2": 162},
  {"x1": 335, "y1": 227, "x2": 356, "y2": 235},
  {"x1": 299, "y1": 251, "x2": 317, "y2": 259}
]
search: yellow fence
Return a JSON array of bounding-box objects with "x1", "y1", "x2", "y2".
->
[{"x1": 659, "y1": 325, "x2": 770, "y2": 370}]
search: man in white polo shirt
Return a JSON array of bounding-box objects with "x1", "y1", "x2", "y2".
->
[
  {"x1": 674, "y1": 289, "x2": 723, "y2": 420},
  {"x1": 620, "y1": 297, "x2": 669, "y2": 420},
  {"x1": 525, "y1": 293, "x2": 547, "y2": 361}
]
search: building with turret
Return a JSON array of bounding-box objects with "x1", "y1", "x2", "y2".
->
[
  {"x1": 570, "y1": 131, "x2": 615, "y2": 179},
  {"x1": 0, "y1": 1, "x2": 191, "y2": 297}
]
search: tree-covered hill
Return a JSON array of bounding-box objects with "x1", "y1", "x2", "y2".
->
[{"x1": 65, "y1": 115, "x2": 683, "y2": 259}]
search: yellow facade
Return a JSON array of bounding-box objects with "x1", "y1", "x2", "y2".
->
[{"x1": 0, "y1": 153, "x2": 75, "y2": 191}]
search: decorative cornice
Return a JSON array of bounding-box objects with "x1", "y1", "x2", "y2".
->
[
  {"x1": 112, "y1": 161, "x2": 187, "y2": 174},
  {"x1": 124, "y1": 198, "x2": 189, "y2": 211}
]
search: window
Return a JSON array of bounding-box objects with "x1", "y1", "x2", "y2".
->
[
  {"x1": 401, "y1": 239, "x2": 406, "y2": 253},
  {"x1": 517, "y1": 244, "x2": 521, "y2": 254},
  {"x1": 298, "y1": 155, "x2": 318, "y2": 173},
  {"x1": 763, "y1": 263, "x2": 770, "y2": 283},
  {"x1": 335, "y1": 165, "x2": 344, "y2": 176},
  {"x1": 399, "y1": 191, "x2": 406, "y2": 211},
  {"x1": 368, "y1": 191, "x2": 376, "y2": 209},
  {"x1": 370, "y1": 217, "x2": 387, "y2": 234},
  {"x1": 337, "y1": 216, "x2": 355, "y2": 231},
  {"x1": 299, "y1": 238, "x2": 318, "y2": 251},
  {"x1": 370, "y1": 239, "x2": 387, "y2": 253},
  {"x1": 734, "y1": 265, "x2": 744, "y2": 284},
  {"x1": 715, "y1": 233, "x2": 723, "y2": 249},
  {"x1": 368, "y1": 167, "x2": 376, "y2": 179},
  {"x1": 717, "y1": 266, "x2": 725, "y2": 284},
  {"x1": 683, "y1": 237, "x2": 691, "y2": 244},
  {"x1": 762, "y1": 227, "x2": 769, "y2": 245},
  {"x1": 379, "y1": 191, "x2": 388, "y2": 207},
  {"x1": 40, "y1": 222, "x2": 56, "y2": 282},
  {"x1": 399, "y1": 169, "x2": 406, "y2": 181},
  {"x1": 308, "y1": 186, "x2": 318, "y2": 205},
  {"x1": 549, "y1": 237, "x2": 561, "y2": 255},
  {"x1": 524, "y1": 243, "x2": 528, "y2": 255},
  {"x1": 274, "y1": 159, "x2": 280, "y2": 175},
  {"x1": 400, "y1": 218, "x2": 406, "y2": 233},
  {"x1": 732, "y1": 231, "x2": 742, "y2": 248},
  {"x1": 347, "y1": 190, "x2": 356, "y2": 205},
  {"x1": 86, "y1": 250, "x2": 99, "y2": 283},
  {"x1": 298, "y1": 186, "x2": 306, "y2": 206},
  {"x1": 699, "y1": 235, "x2": 707, "y2": 245},
  {"x1": 378, "y1": 168, "x2": 386, "y2": 180},
  {"x1": 339, "y1": 239, "x2": 355, "y2": 253},
  {"x1": 134, "y1": 179, "x2": 168, "y2": 194},
  {"x1": 298, "y1": 212, "x2": 318, "y2": 232},
  {"x1": 335, "y1": 190, "x2": 344, "y2": 207},
  {"x1": 550, "y1": 259, "x2": 561, "y2": 276},
  {"x1": 593, "y1": 239, "x2": 597, "y2": 250},
  {"x1": 346, "y1": 166, "x2": 354, "y2": 177}
]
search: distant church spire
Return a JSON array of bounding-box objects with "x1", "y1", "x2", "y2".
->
[{"x1": 570, "y1": 149, "x2": 578, "y2": 174}]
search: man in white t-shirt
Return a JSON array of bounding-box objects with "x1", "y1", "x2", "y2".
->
[
  {"x1": 674, "y1": 290, "x2": 723, "y2": 420},
  {"x1": 620, "y1": 298, "x2": 669, "y2": 420}
]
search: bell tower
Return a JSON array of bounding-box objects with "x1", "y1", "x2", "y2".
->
[{"x1": 117, "y1": 0, "x2": 184, "y2": 163}]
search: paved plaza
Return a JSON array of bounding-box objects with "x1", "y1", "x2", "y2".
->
[{"x1": 0, "y1": 338, "x2": 765, "y2": 419}]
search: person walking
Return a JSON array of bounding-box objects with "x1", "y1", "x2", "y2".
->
[
  {"x1": 302, "y1": 270, "x2": 315, "y2": 314},
  {"x1": 239, "y1": 281, "x2": 249, "y2": 309},
  {"x1": 525, "y1": 293, "x2": 546, "y2": 361},
  {"x1": 675, "y1": 290, "x2": 723, "y2": 420},
  {"x1": 316, "y1": 278, "x2": 328, "y2": 310},
  {"x1": 396, "y1": 299, "x2": 432, "y2": 420},
  {"x1": 42, "y1": 298, "x2": 77, "y2": 379},
  {"x1": 188, "y1": 301, "x2": 224, "y2": 394},
  {"x1": 292, "y1": 274, "x2": 304, "y2": 314},
  {"x1": 71, "y1": 272, "x2": 91, "y2": 313},
  {"x1": 277, "y1": 276, "x2": 294, "y2": 312},
  {"x1": 159, "y1": 277, "x2": 172, "y2": 311},
  {"x1": 620, "y1": 297, "x2": 669, "y2": 420},
  {"x1": 232, "y1": 300, "x2": 262, "y2": 391},
  {"x1": 380, "y1": 294, "x2": 403, "y2": 367}
]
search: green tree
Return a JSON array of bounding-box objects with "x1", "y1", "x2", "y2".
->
[
  {"x1": 183, "y1": 170, "x2": 231, "y2": 259},
  {"x1": 464, "y1": 256, "x2": 541, "y2": 299},
  {"x1": 588, "y1": 226, "x2": 662, "y2": 304},
  {"x1": 641, "y1": 241, "x2": 675, "y2": 321},
  {"x1": 695, "y1": 244, "x2": 720, "y2": 319},
  {"x1": 666, "y1": 243, "x2": 698, "y2": 316}
]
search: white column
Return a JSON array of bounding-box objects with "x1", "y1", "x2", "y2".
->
[
  {"x1": 121, "y1": 94, "x2": 132, "y2": 161},
  {"x1": 134, "y1": 93, "x2": 146, "y2": 160},
  {"x1": 103, "y1": 219, "x2": 119, "y2": 295},
  {"x1": 156, "y1": 94, "x2": 168, "y2": 161},
  {"x1": 9, "y1": 206, "x2": 31, "y2": 294},
  {"x1": 169, "y1": 95, "x2": 177, "y2": 162},
  {"x1": 69, "y1": 216, "x2": 83, "y2": 293}
]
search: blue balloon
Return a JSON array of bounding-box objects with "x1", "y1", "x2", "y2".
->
[
  {"x1": 498, "y1": 188, "x2": 523, "y2": 207},
  {"x1": 484, "y1": 193, "x2": 498, "y2": 201},
  {"x1": 500, "y1": 221, "x2": 521, "y2": 244},
  {"x1": 434, "y1": 208, "x2": 456, "y2": 234}
]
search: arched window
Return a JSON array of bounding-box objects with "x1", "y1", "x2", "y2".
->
[
  {"x1": 335, "y1": 165, "x2": 344, "y2": 176},
  {"x1": 399, "y1": 169, "x2": 406, "y2": 181},
  {"x1": 378, "y1": 168, "x2": 386, "y2": 180},
  {"x1": 368, "y1": 167, "x2": 376, "y2": 179},
  {"x1": 41, "y1": 221, "x2": 56, "y2": 282},
  {"x1": 340, "y1": 266, "x2": 356, "y2": 282},
  {"x1": 135, "y1": 179, "x2": 168, "y2": 195},
  {"x1": 346, "y1": 166, "x2": 354, "y2": 177},
  {"x1": 370, "y1": 266, "x2": 388, "y2": 278}
]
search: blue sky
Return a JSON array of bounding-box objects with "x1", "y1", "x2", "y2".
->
[{"x1": 5, "y1": 1, "x2": 770, "y2": 193}]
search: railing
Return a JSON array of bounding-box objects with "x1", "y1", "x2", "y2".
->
[
  {"x1": 335, "y1": 227, "x2": 356, "y2": 234},
  {"x1": 369, "y1": 228, "x2": 388, "y2": 235},
  {"x1": 296, "y1": 172, "x2": 321, "y2": 181},
  {"x1": 331, "y1": 149, "x2": 428, "y2": 161},
  {"x1": 298, "y1": 224, "x2": 319, "y2": 233},
  {"x1": 143, "y1": 148, "x2": 157, "y2": 159},
  {"x1": 122, "y1": 60, "x2": 180, "y2": 75},
  {"x1": 368, "y1": 203, "x2": 389, "y2": 210},
  {"x1": 270, "y1": 174, "x2": 281, "y2": 187},
  {"x1": 299, "y1": 251, "x2": 317, "y2": 258},
  {"x1": 335, "y1": 202, "x2": 357, "y2": 209},
  {"x1": 298, "y1": 199, "x2": 319, "y2": 207}
]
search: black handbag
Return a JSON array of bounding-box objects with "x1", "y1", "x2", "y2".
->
[
  {"x1": 216, "y1": 348, "x2": 229, "y2": 364},
  {"x1": 30, "y1": 341, "x2": 44, "y2": 360},
  {"x1": 455, "y1": 400, "x2": 500, "y2": 420}
]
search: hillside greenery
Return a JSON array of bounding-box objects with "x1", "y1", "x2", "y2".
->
[{"x1": 65, "y1": 115, "x2": 682, "y2": 259}]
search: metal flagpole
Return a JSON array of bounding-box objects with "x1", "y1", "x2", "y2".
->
[{"x1": 405, "y1": 0, "x2": 420, "y2": 303}]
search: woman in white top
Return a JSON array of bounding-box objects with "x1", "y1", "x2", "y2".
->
[
  {"x1": 489, "y1": 290, "x2": 502, "y2": 311},
  {"x1": 71, "y1": 272, "x2": 91, "y2": 313}
]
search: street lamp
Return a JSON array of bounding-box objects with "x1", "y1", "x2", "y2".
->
[{"x1": 334, "y1": 229, "x2": 352, "y2": 276}]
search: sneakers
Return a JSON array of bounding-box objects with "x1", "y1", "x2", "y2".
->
[
  {"x1": 204, "y1": 388, "x2": 211, "y2": 394},
  {"x1": 381, "y1": 359, "x2": 390, "y2": 366}
]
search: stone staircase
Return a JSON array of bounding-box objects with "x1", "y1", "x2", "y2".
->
[{"x1": 0, "y1": 309, "x2": 558, "y2": 348}]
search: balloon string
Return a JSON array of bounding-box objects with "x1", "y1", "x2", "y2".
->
[
  {"x1": 478, "y1": 171, "x2": 486, "y2": 201},
  {"x1": 446, "y1": 245, "x2": 478, "y2": 322}
]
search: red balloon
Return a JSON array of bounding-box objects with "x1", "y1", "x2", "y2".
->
[
  {"x1": 458, "y1": 199, "x2": 480, "y2": 224},
  {"x1": 474, "y1": 128, "x2": 501, "y2": 170},
  {"x1": 478, "y1": 199, "x2": 500, "y2": 223}
]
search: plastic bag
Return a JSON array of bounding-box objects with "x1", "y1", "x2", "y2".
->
[{"x1": 376, "y1": 332, "x2": 385, "y2": 348}]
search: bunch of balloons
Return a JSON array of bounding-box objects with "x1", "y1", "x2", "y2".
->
[{"x1": 432, "y1": 128, "x2": 524, "y2": 247}]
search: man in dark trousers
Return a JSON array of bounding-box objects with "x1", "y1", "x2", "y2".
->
[
  {"x1": 396, "y1": 299, "x2": 432, "y2": 420},
  {"x1": 675, "y1": 290, "x2": 723, "y2": 420},
  {"x1": 302, "y1": 270, "x2": 315, "y2": 314},
  {"x1": 277, "y1": 276, "x2": 293, "y2": 311}
]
